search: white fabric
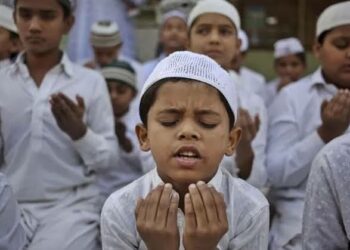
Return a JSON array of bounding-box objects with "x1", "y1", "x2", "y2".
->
[
  {"x1": 265, "y1": 78, "x2": 279, "y2": 107},
  {"x1": 91, "y1": 20, "x2": 119, "y2": 35},
  {"x1": 90, "y1": 21, "x2": 122, "y2": 48},
  {"x1": 0, "y1": 4, "x2": 17, "y2": 33},
  {"x1": 274, "y1": 37, "x2": 304, "y2": 59},
  {"x1": 141, "y1": 51, "x2": 238, "y2": 121},
  {"x1": 267, "y1": 68, "x2": 350, "y2": 248},
  {"x1": 160, "y1": 10, "x2": 187, "y2": 25},
  {"x1": 0, "y1": 59, "x2": 11, "y2": 70},
  {"x1": 239, "y1": 66, "x2": 267, "y2": 101},
  {"x1": 316, "y1": 1, "x2": 350, "y2": 38},
  {"x1": 0, "y1": 173, "x2": 26, "y2": 250},
  {"x1": 0, "y1": 52, "x2": 119, "y2": 202},
  {"x1": 97, "y1": 105, "x2": 144, "y2": 201},
  {"x1": 239, "y1": 30, "x2": 249, "y2": 52},
  {"x1": 187, "y1": 0, "x2": 240, "y2": 30},
  {"x1": 101, "y1": 168, "x2": 269, "y2": 250},
  {"x1": 220, "y1": 71, "x2": 268, "y2": 189},
  {"x1": 140, "y1": 53, "x2": 166, "y2": 89},
  {"x1": 302, "y1": 133, "x2": 350, "y2": 250}
]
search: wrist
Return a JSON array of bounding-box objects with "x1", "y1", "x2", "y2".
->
[
  {"x1": 317, "y1": 125, "x2": 335, "y2": 143},
  {"x1": 71, "y1": 125, "x2": 87, "y2": 141}
]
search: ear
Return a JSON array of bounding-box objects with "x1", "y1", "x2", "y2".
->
[
  {"x1": 313, "y1": 40, "x2": 322, "y2": 61},
  {"x1": 225, "y1": 127, "x2": 241, "y2": 156},
  {"x1": 63, "y1": 15, "x2": 75, "y2": 34},
  {"x1": 135, "y1": 123, "x2": 151, "y2": 152},
  {"x1": 10, "y1": 37, "x2": 22, "y2": 54}
]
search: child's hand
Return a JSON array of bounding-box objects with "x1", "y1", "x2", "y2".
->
[
  {"x1": 184, "y1": 182, "x2": 228, "y2": 250},
  {"x1": 135, "y1": 183, "x2": 180, "y2": 250},
  {"x1": 235, "y1": 108, "x2": 260, "y2": 178},
  {"x1": 318, "y1": 89, "x2": 350, "y2": 143},
  {"x1": 50, "y1": 93, "x2": 87, "y2": 140}
]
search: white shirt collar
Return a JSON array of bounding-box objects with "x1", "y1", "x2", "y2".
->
[
  {"x1": 10, "y1": 51, "x2": 74, "y2": 78},
  {"x1": 309, "y1": 67, "x2": 338, "y2": 94}
]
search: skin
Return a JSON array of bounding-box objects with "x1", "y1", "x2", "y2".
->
[
  {"x1": 160, "y1": 16, "x2": 188, "y2": 55},
  {"x1": 188, "y1": 13, "x2": 240, "y2": 70},
  {"x1": 314, "y1": 25, "x2": 350, "y2": 143},
  {"x1": 135, "y1": 81, "x2": 240, "y2": 250},
  {"x1": 92, "y1": 45, "x2": 121, "y2": 67},
  {"x1": 274, "y1": 54, "x2": 306, "y2": 91},
  {"x1": 0, "y1": 27, "x2": 20, "y2": 60},
  {"x1": 188, "y1": 13, "x2": 258, "y2": 178},
  {"x1": 15, "y1": 0, "x2": 86, "y2": 141},
  {"x1": 107, "y1": 80, "x2": 136, "y2": 152},
  {"x1": 314, "y1": 25, "x2": 350, "y2": 89}
]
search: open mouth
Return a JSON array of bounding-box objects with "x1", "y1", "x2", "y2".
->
[{"x1": 174, "y1": 146, "x2": 202, "y2": 168}]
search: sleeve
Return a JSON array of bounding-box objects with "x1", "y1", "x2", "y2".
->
[
  {"x1": 101, "y1": 197, "x2": 138, "y2": 250},
  {"x1": 246, "y1": 96, "x2": 268, "y2": 188},
  {"x1": 229, "y1": 206, "x2": 269, "y2": 250},
  {"x1": 266, "y1": 90, "x2": 325, "y2": 188},
  {"x1": 302, "y1": 153, "x2": 348, "y2": 250},
  {"x1": 73, "y1": 74, "x2": 119, "y2": 172},
  {"x1": 0, "y1": 117, "x2": 3, "y2": 165},
  {"x1": 0, "y1": 176, "x2": 26, "y2": 250}
]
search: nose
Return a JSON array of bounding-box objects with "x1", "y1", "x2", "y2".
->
[
  {"x1": 176, "y1": 119, "x2": 200, "y2": 140},
  {"x1": 209, "y1": 30, "x2": 220, "y2": 44},
  {"x1": 29, "y1": 16, "x2": 41, "y2": 33}
]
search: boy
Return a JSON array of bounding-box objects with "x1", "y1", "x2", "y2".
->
[
  {"x1": 0, "y1": 0, "x2": 118, "y2": 249},
  {"x1": 231, "y1": 29, "x2": 267, "y2": 100},
  {"x1": 0, "y1": 4, "x2": 21, "y2": 68},
  {"x1": 266, "y1": 37, "x2": 306, "y2": 107},
  {"x1": 101, "y1": 51, "x2": 269, "y2": 250},
  {"x1": 98, "y1": 61, "x2": 144, "y2": 200},
  {"x1": 141, "y1": 9, "x2": 188, "y2": 86},
  {"x1": 0, "y1": 173, "x2": 26, "y2": 250},
  {"x1": 302, "y1": 132, "x2": 350, "y2": 249},
  {"x1": 187, "y1": 0, "x2": 268, "y2": 189},
  {"x1": 267, "y1": 2, "x2": 350, "y2": 249}
]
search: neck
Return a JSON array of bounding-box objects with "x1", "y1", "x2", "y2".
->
[
  {"x1": 163, "y1": 47, "x2": 184, "y2": 56},
  {"x1": 172, "y1": 182, "x2": 190, "y2": 212},
  {"x1": 321, "y1": 69, "x2": 350, "y2": 90},
  {"x1": 25, "y1": 49, "x2": 62, "y2": 86}
]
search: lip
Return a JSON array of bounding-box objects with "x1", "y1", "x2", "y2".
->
[
  {"x1": 26, "y1": 37, "x2": 44, "y2": 43},
  {"x1": 173, "y1": 145, "x2": 202, "y2": 169},
  {"x1": 205, "y1": 50, "x2": 223, "y2": 58}
]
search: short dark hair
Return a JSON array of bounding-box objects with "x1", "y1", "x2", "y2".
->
[
  {"x1": 139, "y1": 78, "x2": 235, "y2": 130},
  {"x1": 317, "y1": 30, "x2": 331, "y2": 45},
  {"x1": 14, "y1": 0, "x2": 72, "y2": 17}
]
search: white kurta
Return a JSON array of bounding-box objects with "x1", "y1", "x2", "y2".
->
[
  {"x1": 265, "y1": 78, "x2": 279, "y2": 107},
  {"x1": 0, "y1": 52, "x2": 119, "y2": 250},
  {"x1": 101, "y1": 168, "x2": 269, "y2": 250},
  {"x1": 239, "y1": 66, "x2": 267, "y2": 101},
  {"x1": 0, "y1": 173, "x2": 26, "y2": 250},
  {"x1": 220, "y1": 71, "x2": 268, "y2": 190},
  {"x1": 267, "y1": 68, "x2": 350, "y2": 249},
  {"x1": 302, "y1": 133, "x2": 350, "y2": 250}
]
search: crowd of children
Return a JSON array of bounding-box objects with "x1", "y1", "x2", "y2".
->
[{"x1": 0, "y1": 0, "x2": 350, "y2": 249}]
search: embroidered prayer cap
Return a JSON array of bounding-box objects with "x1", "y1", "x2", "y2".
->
[
  {"x1": 141, "y1": 51, "x2": 238, "y2": 122},
  {"x1": 0, "y1": 4, "x2": 17, "y2": 33},
  {"x1": 159, "y1": 0, "x2": 197, "y2": 17},
  {"x1": 317, "y1": 1, "x2": 350, "y2": 38},
  {"x1": 239, "y1": 30, "x2": 249, "y2": 52},
  {"x1": 187, "y1": 0, "x2": 240, "y2": 31},
  {"x1": 160, "y1": 10, "x2": 187, "y2": 26},
  {"x1": 91, "y1": 20, "x2": 122, "y2": 48},
  {"x1": 101, "y1": 61, "x2": 137, "y2": 91},
  {"x1": 273, "y1": 37, "x2": 304, "y2": 59}
]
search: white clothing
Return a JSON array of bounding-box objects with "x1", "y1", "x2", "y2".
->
[
  {"x1": 97, "y1": 105, "x2": 144, "y2": 200},
  {"x1": 140, "y1": 54, "x2": 166, "y2": 88},
  {"x1": 0, "y1": 173, "x2": 26, "y2": 250},
  {"x1": 221, "y1": 71, "x2": 268, "y2": 190},
  {"x1": 267, "y1": 68, "x2": 350, "y2": 248},
  {"x1": 265, "y1": 79, "x2": 278, "y2": 107},
  {"x1": 0, "y1": 59, "x2": 11, "y2": 70},
  {"x1": 0, "y1": 52, "x2": 118, "y2": 249},
  {"x1": 302, "y1": 133, "x2": 350, "y2": 250},
  {"x1": 239, "y1": 66, "x2": 267, "y2": 101},
  {"x1": 101, "y1": 168, "x2": 269, "y2": 250}
]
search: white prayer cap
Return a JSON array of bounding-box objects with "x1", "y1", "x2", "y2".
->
[
  {"x1": 161, "y1": 10, "x2": 187, "y2": 26},
  {"x1": 0, "y1": 4, "x2": 17, "y2": 33},
  {"x1": 141, "y1": 51, "x2": 238, "y2": 122},
  {"x1": 101, "y1": 61, "x2": 137, "y2": 91},
  {"x1": 239, "y1": 30, "x2": 249, "y2": 52},
  {"x1": 274, "y1": 37, "x2": 304, "y2": 59},
  {"x1": 316, "y1": 1, "x2": 350, "y2": 38},
  {"x1": 187, "y1": 0, "x2": 240, "y2": 31},
  {"x1": 90, "y1": 21, "x2": 121, "y2": 48}
]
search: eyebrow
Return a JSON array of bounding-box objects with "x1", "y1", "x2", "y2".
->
[
  {"x1": 18, "y1": 6, "x2": 57, "y2": 13},
  {"x1": 195, "y1": 109, "x2": 221, "y2": 117},
  {"x1": 196, "y1": 23, "x2": 234, "y2": 29}
]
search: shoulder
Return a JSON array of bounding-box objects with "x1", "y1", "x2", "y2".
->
[
  {"x1": 222, "y1": 169, "x2": 268, "y2": 216},
  {"x1": 241, "y1": 67, "x2": 265, "y2": 83},
  {"x1": 71, "y1": 63, "x2": 105, "y2": 84}
]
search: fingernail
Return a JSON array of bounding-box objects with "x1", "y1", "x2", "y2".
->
[
  {"x1": 185, "y1": 193, "x2": 190, "y2": 200},
  {"x1": 207, "y1": 183, "x2": 213, "y2": 188},
  {"x1": 165, "y1": 183, "x2": 172, "y2": 189},
  {"x1": 172, "y1": 192, "x2": 179, "y2": 200},
  {"x1": 197, "y1": 181, "x2": 205, "y2": 186},
  {"x1": 189, "y1": 184, "x2": 196, "y2": 191}
]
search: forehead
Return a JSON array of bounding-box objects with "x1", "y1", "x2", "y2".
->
[
  {"x1": 154, "y1": 80, "x2": 223, "y2": 106},
  {"x1": 16, "y1": 0, "x2": 62, "y2": 11},
  {"x1": 192, "y1": 13, "x2": 236, "y2": 29},
  {"x1": 276, "y1": 54, "x2": 303, "y2": 63},
  {"x1": 163, "y1": 16, "x2": 187, "y2": 27},
  {"x1": 324, "y1": 24, "x2": 350, "y2": 40}
]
